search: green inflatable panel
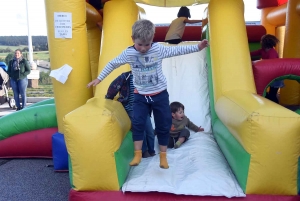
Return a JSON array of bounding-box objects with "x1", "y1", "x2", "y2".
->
[{"x1": 0, "y1": 104, "x2": 57, "y2": 140}]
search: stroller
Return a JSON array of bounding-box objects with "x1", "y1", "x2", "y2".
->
[{"x1": 0, "y1": 67, "x2": 16, "y2": 108}]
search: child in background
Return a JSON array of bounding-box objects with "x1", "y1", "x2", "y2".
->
[
  {"x1": 105, "y1": 71, "x2": 155, "y2": 158},
  {"x1": 169, "y1": 101, "x2": 204, "y2": 149},
  {"x1": 165, "y1": 6, "x2": 202, "y2": 44},
  {"x1": 250, "y1": 34, "x2": 283, "y2": 103},
  {"x1": 87, "y1": 0, "x2": 110, "y2": 29},
  {"x1": 87, "y1": 19, "x2": 209, "y2": 169},
  {"x1": 88, "y1": 0, "x2": 109, "y2": 17}
]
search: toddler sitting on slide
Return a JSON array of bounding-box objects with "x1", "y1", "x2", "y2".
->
[{"x1": 169, "y1": 101, "x2": 204, "y2": 149}]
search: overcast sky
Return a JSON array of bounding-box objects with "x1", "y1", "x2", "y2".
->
[{"x1": 0, "y1": 0, "x2": 260, "y2": 36}]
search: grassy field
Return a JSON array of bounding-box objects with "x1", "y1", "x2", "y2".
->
[
  {"x1": 32, "y1": 51, "x2": 50, "y2": 61},
  {"x1": 0, "y1": 50, "x2": 49, "y2": 61},
  {"x1": 0, "y1": 45, "x2": 27, "y2": 51}
]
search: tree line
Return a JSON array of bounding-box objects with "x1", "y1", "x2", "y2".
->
[{"x1": 0, "y1": 36, "x2": 48, "y2": 52}]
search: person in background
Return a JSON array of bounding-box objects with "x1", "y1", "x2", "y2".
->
[
  {"x1": 250, "y1": 34, "x2": 283, "y2": 103},
  {"x1": 87, "y1": 19, "x2": 209, "y2": 169},
  {"x1": 7, "y1": 49, "x2": 31, "y2": 111},
  {"x1": 169, "y1": 101, "x2": 204, "y2": 149},
  {"x1": 105, "y1": 71, "x2": 155, "y2": 158},
  {"x1": 165, "y1": 6, "x2": 202, "y2": 44},
  {"x1": 87, "y1": 0, "x2": 110, "y2": 29}
]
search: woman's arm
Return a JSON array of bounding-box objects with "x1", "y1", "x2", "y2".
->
[{"x1": 23, "y1": 60, "x2": 31, "y2": 76}]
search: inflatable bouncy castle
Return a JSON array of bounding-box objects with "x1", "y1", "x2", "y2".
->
[{"x1": 0, "y1": 0, "x2": 299, "y2": 200}]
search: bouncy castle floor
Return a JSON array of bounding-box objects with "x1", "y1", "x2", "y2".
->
[{"x1": 123, "y1": 133, "x2": 245, "y2": 198}]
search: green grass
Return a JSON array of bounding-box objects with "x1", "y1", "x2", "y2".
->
[
  {"x1": 0, "y1": 50, "x2": 49, "y2": 61},
  {"x1": 33, "y1": 51, "x2": 49, "y2": 61},
  {"x1": 0, "y1": 45, "x2": 27, "y2": 51},
  {"x1": 8, "y1": 85, "x2": 54, "y2": 97},
  {"x1": 0, "y1": 54, "x2": 6, "y2": 60}
]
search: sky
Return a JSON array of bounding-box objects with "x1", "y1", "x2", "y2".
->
[{"x1": 0, "y1": 0, "x2": 261, "y2": 36}]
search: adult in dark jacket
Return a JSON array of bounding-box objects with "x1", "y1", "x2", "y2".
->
[
  {"x1": 7, "y1": 49, "x2": 31, "y2": 110},
  {"x1": 106, "y1": 71, "x2": 155, "y2": 158}
]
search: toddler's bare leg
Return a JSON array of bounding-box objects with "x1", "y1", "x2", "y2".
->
[
  {"x1": 174, "y1": 137, "x2": 185, "y2": 149},
  {"x1": 129, "y1": 140, "x2": 143, "y2": 166},
  {"x1": 177, "y1": 137, "x2": 185, "y2": 144}
]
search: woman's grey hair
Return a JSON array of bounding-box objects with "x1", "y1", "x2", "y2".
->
[{"x1": 132, "y1": 19, "x2": 155, "y2": 42}]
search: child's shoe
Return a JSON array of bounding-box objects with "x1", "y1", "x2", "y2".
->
[
  {"x1": 129, "y1": 150, "x2": 142, "y2": 166},
  {"x1": 142, "y1": 151, "x2": 151, "y2": 158},
  {"x1": 159, "y1": 152, "x2": 169, "y2": 169},
  {"x1": 149, "y1": 152, "x2": 155, "y2": 157},
  {"x1": 174, "y1": 141, "x2": 182, "y2": 149}
]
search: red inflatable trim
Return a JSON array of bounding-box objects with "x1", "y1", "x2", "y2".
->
[
  {"x1": 69, "y1": 190, "x2": 300, "y2": 201},
  {"x1": 252, "y1": 59, "x2": 300, "y2": 95},
  {"x1": 246, "y1": 25, "x2": 266, "y2": 42},
  {"x1": 154, "y1": 25, "x2": 265, "y2": 43},
  {"x1": 153, "y1": 26, "x2": 202, "y2": 42},
  {"x1": 0, "y1": 127, "x2": 58, "y2": 158},
  {"x1": 257, "y1": 0, "x2": 288, "y2": 9}
]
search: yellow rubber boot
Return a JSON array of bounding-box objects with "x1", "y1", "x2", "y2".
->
[
  {"x1": 159, "y1": 152, "x2": 169, "y2": 169},
  {"x1": 129, "y1": 150, "x2": 142, "y2": 166}
]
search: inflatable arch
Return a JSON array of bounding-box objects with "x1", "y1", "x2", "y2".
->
[
  {"x1": 253, "y1": 59, "x2": 300, "y2": 96},
  {"x1": 0, "y1": 0, "x2": 300, "y2": 200},
  {"x1": 0, "y1": 0, "x2": 299, "y2": 200},
  {"x1": 43, "y1": 0, "x2": 300, "y2": 200},
  {"x1": 0, "y1": 98, "x2": 57, "y2": 158}
]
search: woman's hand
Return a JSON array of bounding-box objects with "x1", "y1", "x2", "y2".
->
[{"x1": 87, "y1": 79, "x2": 101, "y2": 88}]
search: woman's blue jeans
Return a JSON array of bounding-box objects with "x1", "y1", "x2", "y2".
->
[{"x1": 10, "y1": 77, "x2": 28, "y2": 109}]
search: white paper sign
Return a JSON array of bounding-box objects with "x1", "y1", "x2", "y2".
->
[
  {"x1": 50, "y1": 64, "x2": 73, "y2": 84},
  {"x1": 54, "y1": 12, "x2": 72, "y2": 38}
]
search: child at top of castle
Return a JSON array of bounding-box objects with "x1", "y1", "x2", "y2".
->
[{"x1": 165, "y1": 6, "x2": 202, "y2": 44}]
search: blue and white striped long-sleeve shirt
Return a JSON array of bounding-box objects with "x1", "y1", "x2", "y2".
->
[{"x1": 98, "y1": 43, "x2": 200, "y2": 95}]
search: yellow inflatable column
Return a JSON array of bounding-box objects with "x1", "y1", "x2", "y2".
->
[
  {"x1": 261, "y1": 7, "x2": 277, "y2": 36},
  {"x1": 45, "y1": 0, "x2": 92, "y2": 132},
  {"x1": 64, "y1": 0, "x2": 138, "y2": 191},
  {"x1": 209, "y1": 0, "x2": 300, "y2": 195},
  {"x1": 94, "y1": 0, "x2": 137, "y2": 98},
  {"x1": 280, "y1": 0, "x2": 300, "y2": 105},
  {"x1": 275, "y1": 26, "x2": 285, "y2": 58},
  {"x1": 86, "y1": 3, "x2": 102, "y2": 83},
  {"x1": 209, "y1": 0, "x2": 256, "y2": 101}
]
